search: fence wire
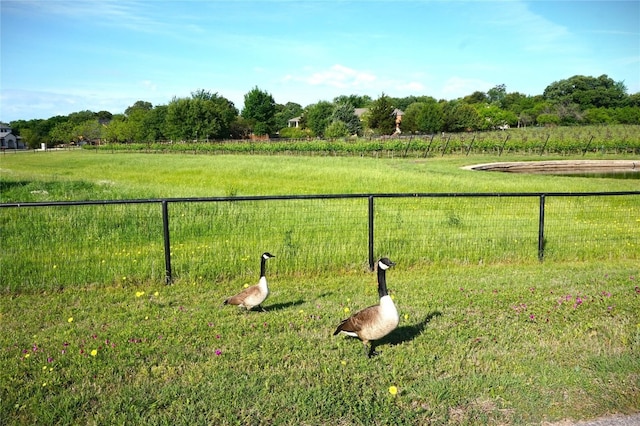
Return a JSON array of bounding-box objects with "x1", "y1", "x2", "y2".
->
[{"x1": 1, "y1": 193, "x2": 638, "y2": 292}]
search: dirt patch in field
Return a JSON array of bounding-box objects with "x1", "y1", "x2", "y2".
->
[{"x1": 463, "y1": 159, "x2": 639, "y2": 174}]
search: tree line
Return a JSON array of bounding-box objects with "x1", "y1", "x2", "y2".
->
[{"x1": 8, "y1": 74, "x2": 640, "y2": 149}]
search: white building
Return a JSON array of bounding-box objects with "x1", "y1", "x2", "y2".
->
[{"x1": 0, "y1": 123, "x2": 23, "y2": 149}]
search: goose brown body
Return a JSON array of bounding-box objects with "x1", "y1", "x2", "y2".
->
[
  {"x1": 224, "y1": 252, "x2": 274, "y2": 311},
  {"x1": 333, "y1": 257, "x2": 399, "y2": 357},
  {"x1": 224, "y1": 276, "x2": 269, "y2": 310}
]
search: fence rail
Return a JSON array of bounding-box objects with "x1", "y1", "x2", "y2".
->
[{"x1": 1, "y1": 191, "x2": 638, "y2": 292}]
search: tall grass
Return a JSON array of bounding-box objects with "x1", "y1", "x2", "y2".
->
[
  {"x1": 1, "y1": 193, "x2": 638, "y2": 293},
  {"x1": 1, "y1": 151, "x2": 638, "y2": 292}
]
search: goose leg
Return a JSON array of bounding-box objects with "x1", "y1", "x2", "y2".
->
[{"x1": 367, "y1": 344, "x2": 379, "y2": 358}]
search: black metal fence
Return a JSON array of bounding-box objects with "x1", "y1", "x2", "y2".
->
[{"x1": 1, "y1": 191, "x2": 638, "y2": 292}]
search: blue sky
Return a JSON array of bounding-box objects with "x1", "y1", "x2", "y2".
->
[{"x1": 1, "y1": 0, "x2": 638, "y2": 122}]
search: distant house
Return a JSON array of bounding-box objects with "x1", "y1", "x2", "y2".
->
[
  {"x1": 288, "y1": 116, "x2": 302, "y2": 128},
  {"x1": 288, "y1": 108, "x2": 404, "y2": 133},
  {"x1": 0, "y1": 123, "x2": 23, "y2": 149},
  {"x1": 356, "y1": 107, "x2": 404, "y2": 134}
]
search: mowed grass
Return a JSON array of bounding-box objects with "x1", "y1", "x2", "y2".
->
[
  {"x1": 1, "y1": 150, "x2": 639, "y2": 425},
  {"x1": 1, "y1": 262, "x2": 639, "y2": 425}
]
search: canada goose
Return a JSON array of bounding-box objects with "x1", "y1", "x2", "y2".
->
[
  {"x1": 223, "y1": 252, "x2": 275, "y2": 311},
  {"x1": 333, "y1": 257, "x2": 399, "y2": 357}
]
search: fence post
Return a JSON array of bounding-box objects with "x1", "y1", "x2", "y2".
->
[
  {"x1": 538, "y1": 194, "x2": 546, "y2": 261},
  {"x1": 441, "y1": 135, "x2": 451, "y2": 157},
  {"x1": 539, "y1": 134, "x2": 550, "y2": 156},
  {"x1": 423, "y1": 134, "x2": 435, "y2": 158},
  {"x1": 499, "y1": 134, "x2": 510, "y2": 156},
  {"x1": 582, "y1": 135, "x2": 594, "y2": 156},
  {"x1": 162, "y1": 200, "x2": 173, "y2": 284},
  {"x1": 368, "y1": 196, "x2": 375, "y2": 271},
  {"x1": 466, "y1": 134, "x2": 476, "y2": 156}
]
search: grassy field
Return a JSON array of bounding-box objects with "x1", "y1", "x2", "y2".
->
[{"x1": 1, "y1": 150, "x2": 639, "y2": 425}]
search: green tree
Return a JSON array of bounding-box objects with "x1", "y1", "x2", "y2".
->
[
  {"x1": 543, "y1": 75, "x2": 627, "y2": 108},
  {"x1": 324, "y1": 120, "x2": 350, "y2": 138},
  {"x1": 144, "y1": 105, "x2": 168, "y2": 141},
  {"x1": 333, "y1": 94, "x2": 372, "y2": 108},
  {"x1": 627, "y1": 93, "x2": 640, "y2": 107},
  {"x1": 17, "y1": 127, "x2": 40, "y2": 149},
  {"x1": 487, "y1": 84, "x2": 507, "y2": 107},
  {"x1": 125, "y1": 101, "x2": 152, "y2": 116},
  {"x1": 403, "y1": 100, "x2": 443, "y2": 134},
  {"x1": 442, "y1": 101, "x2": 481, "y2": 132},
  {"x1": 67, "y1": 110, "x2": 97, "y2": 126},
  {"x1": 242, "y1": 86, "x2": 276, "y2": 136},
  {"x1": 229, "y1": 116, "x2": 253, "y2": 139},
  {"x1": 331, "y1": 102, "x2": 362, "y2": 136},
  {"x1": 367, "y1": 94, "x2": 396, "y2": 135},
  {"x1": 392, "y1": 95, "x2": 436, "y2": 112},
  {"x1": 49, "y1": 122, "x2": 74, "y2": 144},
  {"x1": 304, "y1": 101, "x2": 334, "y2": 137},
  {"x1": 583, "y1": 107, "x2": 613, "y2": 124},
  {"x1": 96, "y1": 110, "x2": 113, "y2": 123},
  {"x1": 475, "y1": 105, "x2": 517, "y2": 130},
  {"x1": 103, "y1": 115, "x2": 126, "y2": 143},
  {"x1": 463, "y1": 91, "x2": 488, "y2": 105},
  {"x1": 72, "y1": 119, "x2": 103, "y2": 143},
  {"x1": 165, "y1": 91, "x2": 238, "y2": 141},
  {"x1": 612, "y1": 106, "x2": 640, "y2": 124},
  {"x1": 124, "y1": 102, "x2": 152, "y2": 143},
  {"x1": 537, "y1": 113, "x2": 560, "y2": 126}
]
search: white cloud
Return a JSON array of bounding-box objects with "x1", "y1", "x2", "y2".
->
[
  {"x1": 305, "y1": 64, "x2": 377, "y2": 89},
  {"x1": 396, "y1": 81, "x2": 425, "y2": 92}
]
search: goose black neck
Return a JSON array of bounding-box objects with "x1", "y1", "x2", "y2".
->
[
  {"x1": 260, "y1": 256, "x2": 267, "y2": 278},
  {"x1": 377, "y1": 267, "x2": 389, "y2": 298}
]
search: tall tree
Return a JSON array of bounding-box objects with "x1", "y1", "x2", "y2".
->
[
  {"x1": 304, "y1": 101, "x2": 334, "y2": 137},
  {"x1": 331, "y1": 102, "x2": 362, "y2": 136},
  {"x1": 125, "y1": 101, "x2": 152, "y2": 116},
  {"x1": 487, "y1": 84, "x2": 507, "y2": 107},
  {"x1": 242, "y1": 86, "x2": 276, "y2": 135},
  {"x1": 333, "y1": 94, "x2": 372, "y2": 108},
  {"x1": 442, "y1": 101, "x2": 481, "y2": 132},
  {"x1": 543, "y1": 75, "x2": 627, "y2": 108},
  {"x1": 403, "y1": 101, "x2": 443, "y2": 134},
  {"x1": 367, "y1": 94, "x2": 396, "y2": 135},
  {"x1": 165, "y1": 91, "x2": 238, "y2": 141}
]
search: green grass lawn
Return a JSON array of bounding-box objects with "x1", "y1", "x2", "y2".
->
[
  {"x1": 2, "y1": 150, "x2": 639, "y2": 199},
  {"x1": 1, "y1": 261, "x2": 638, "y2": 425},
  {"x1": 1, "y1": 150, "x2": 639, "y2": 424}
]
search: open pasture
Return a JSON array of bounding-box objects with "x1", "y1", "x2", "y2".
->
[{"x1": 1, "y1": 150, "x2": 639, "y2": 425}]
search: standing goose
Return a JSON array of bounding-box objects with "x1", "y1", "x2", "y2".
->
[
  {"x1": 223, "y1": 252, "x2": 275, "y2": 311},
  {"x1": 333, "y1": 257, "x2": 399, "y2": 357}
]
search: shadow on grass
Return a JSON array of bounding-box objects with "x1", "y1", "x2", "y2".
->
[
  {"x1": 378, "y1": 310, "x2": 442, "y2": 347},
  {"x1": 264, "y1": 299, "x2": 305, "y2": 311}
]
